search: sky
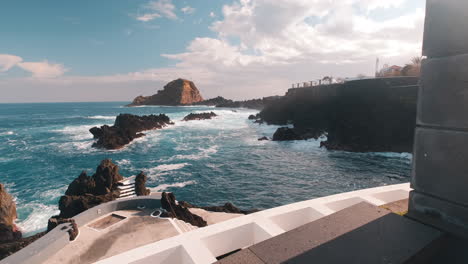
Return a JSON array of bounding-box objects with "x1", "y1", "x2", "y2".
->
[{"x1": 0, "y1": 0, "x2": 425, "y2": 103}]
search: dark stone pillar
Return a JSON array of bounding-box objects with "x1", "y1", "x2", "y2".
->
[{"x1": 408, "y1": 0, "x2": 468, "y2": 235}]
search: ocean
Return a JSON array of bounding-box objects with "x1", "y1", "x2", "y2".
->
[{"x1": 0, "y1": 102, "x2": 412, "y2": 236}]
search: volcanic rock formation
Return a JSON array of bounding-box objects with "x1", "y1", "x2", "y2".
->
[
  {"x1": 90, "y1": 113, "x2": 173, "y2": 150},
  {"x1": 0, "y1": 184, "x2": 20, "y2": 243},
  {"x1": 135, "y1": 172, "x2": 150, "y2": 196},
  {"x1": 192, "y1": 96, "x2": 233, "y2": 106},
  {"x1": 259, "y1": 77, "x2": 418, "y2": 152},
  {"x1": 129, "y1": 79, "x2": 204, "y2": 106},
  {"x1": 56, "y1": 159, "x2": 123, "y2": 219},
  {"x1": 182, "y1": 112, "x2": 217, "y2": 121},
  {"x1": 160, "y1": 192, "x2": 208, "y2": 227},
  {"x1": 0, "y1": 184, "x2": 46, "y2": 261}
]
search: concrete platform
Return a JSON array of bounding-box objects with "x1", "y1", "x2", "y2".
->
[
  {"x1": 188, "y1": 208, "x2": 243, "y2": 225},
  {"x1": 217, "y1": 202, "x2": 443, "y2": 264},
  {"x1": 46, "y1": 210, "x2": 180, "y2": 264}
]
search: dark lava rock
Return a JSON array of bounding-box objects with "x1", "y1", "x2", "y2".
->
[
  {"x1": 182, "y1": 112, "x2": 217, "y2": 121},
  {"x1": 272, "y1": 127, "x2": 322, "y2": 141},
  {"x1": 0, "y1": 224, "x2": 21, "y2": 244},
  {"x1": 57, "y1": 159, "x2": 123, "y2": 219},
  {"x1": 272, "y1": 127, "x2": 303, "y2": 141},
  {"x1": 193, "y1": 96, "x2": 233, "y2": 106},
  {"x1": 248, "y1": 113, "x2": 261, "y2": 120},
  {"x1": 258, "y1": 136, "x2": 269, "y2": 141},
  {"x1": 47, "y1": 218, "x2": 78, "y2": 241},
  {"x1": 260, "y1": 77, "x2": 418, "y2": 152},
  {"x1": 135, "y1": 172, "x2": 150, "y2": 196},
  {"x1": 0, "y1": 231, "x2": 45, "y2": 261},
  {"x1": 90, "y1": 114, "x2": 173, "y2": 150},
  {"x1": 160, "y1": 192, "x2": 207, "y2": 227}
]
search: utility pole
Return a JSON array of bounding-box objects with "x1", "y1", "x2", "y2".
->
[{"x1": 375, "y1": 57, "x2": 380, "y2": 77}]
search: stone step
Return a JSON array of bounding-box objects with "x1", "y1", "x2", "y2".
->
[
  {"x1": 117, "y1": 194, "x2": 136, "y2": 200},
  {"x1": 118, "y1": 184, "x2": 135, "y2": 190},
  {"x1": 217, "y1": 202, "x2": 444, "y2": 264},
  {"x1": 173, "y1": 219, "x2": 198, "y2": 233},
  {"x1": 119, "y1": 192, "x2": 136, "y2": 198},
  {"x1": 119, "y1": 188, "x2": 135, "y2": 194}
]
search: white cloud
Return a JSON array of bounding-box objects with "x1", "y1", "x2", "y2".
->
[
  {"x1": 209, "y1": 12, "x2": 216, "y2": 18},
  {"x1": 137, "y1": 13, "x2": 161, "y2": 22},
  {"x1": 181, "y1": 6, "x2": 196, "y2": 15},
  {"x1": 17, "y1": 61, "x2": 68, "y2": 78},
  {"x1": 2, "y1": 0, "x2": 425, "y2": 102},
  {"x1": 137, "y1": 0, "x2": 177, "y2": 21},
  {"x1": 0, "y1": 54, "x2": 22, "y2": 72}
]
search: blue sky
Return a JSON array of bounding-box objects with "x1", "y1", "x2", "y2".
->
[
  {"x1": 0, "y1": 0, "x2": 224, "y2": 76},
  {"x1": 0, "y1": 0, "x2": 425, "y2": 102}
]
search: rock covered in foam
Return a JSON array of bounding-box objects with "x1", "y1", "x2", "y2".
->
[
  {"x1": 182, "y1": 112, "x2": 217, "y2": 121},
  {"x1": 128, "y1": 79, "x2": 204, "y2": 106},
  {"x1": 90, "y1": 114, "x2": 173, "y2": 150}
]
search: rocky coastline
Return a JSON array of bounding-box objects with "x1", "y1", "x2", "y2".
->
[
  {"x1": 127, "y1": 78, "x2": 279, "y2": 110},
  {"x1": 128, "y1": 79, "x2": 204, "y2": 106},
  {"x1": 0, "y1": 184, "x2": 46, "y2": 260},
  {"x1": 90, "y1": 113, "x2": 173, "y2": 150},
  {"x1": 0, "y1": 159, "x2": 257, "y2": 260},
  {"x1": 182, "y1": 112, "x2": 217, "y2": 121},
  {"x1": 255, "y1": 77, "x2": 418, "y2": 153}
]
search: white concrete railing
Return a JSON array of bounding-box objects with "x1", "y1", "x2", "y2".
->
[{"x1": 95, "y1": 183, "x2": 411, "y2": 264}]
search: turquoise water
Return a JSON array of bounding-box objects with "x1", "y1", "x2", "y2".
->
[{"x1": 0, "y1": 102, "x2": 412, "y2": 235}]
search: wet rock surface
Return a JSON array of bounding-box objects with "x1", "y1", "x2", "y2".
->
[
  {"x1": 90, "y1": 114, "x2": 173, "y2": 150},
  {"x1": 182, "y1": 112, "x2": 217, "y2": 121}
]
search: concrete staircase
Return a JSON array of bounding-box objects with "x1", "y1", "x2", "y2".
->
[
  {"x1": 117, "y1": 176, "x2": 136, "y2": 200},
  {"x1": 172, "y1": 219, "x2": 199, "y2": 234}
]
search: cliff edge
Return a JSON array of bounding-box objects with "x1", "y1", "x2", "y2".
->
[{"x1": 128, "y1": 79, "x2": 204, "y2": 106}]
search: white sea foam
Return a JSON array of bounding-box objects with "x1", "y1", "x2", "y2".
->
[
  {"x1": 86, "y1": 115, "x2": 116, "y2": 120},
  {"x1": 153, "y1": 163, "x2": 190, "y2": 172},
  {"x1": 16, "y1": 203, "x2": 60, "y2": 235},
  {"x1": 52, "y1": 125, "x2": 97, "y2": 141},
  {"x1": 371, "y1": 152, "x2": 413, "y2": 159},
  {"x1": 151, "y1": 180, "x2": 196, "y2": 192},
  {"x1": 0, "y1": 131, "x2": 14, "y2": 136},
  {"x1": 116, "y1": 159, "x2": 132, "y2": 166},
  {"x1": 159, "y1": 146, "x2": 218, "y2": 162},
  {"x1": 38, "y1": 186, "x2": 67, "y2": 200},
  {"x1": 146, "y1": 163, "x2": 191, "y2": 180}
]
